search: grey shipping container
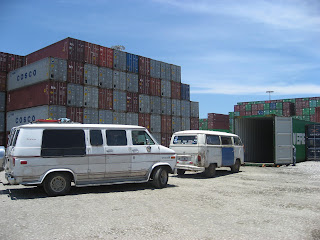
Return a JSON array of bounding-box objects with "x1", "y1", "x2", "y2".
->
[
  {"x1": 113, "y1": 50, "x2": 126, "y2": 71},
  {"x1": 113, "y1": 112, "x2": 126, "y2": 125},
  {"x1": 126, "y1": 73, "x2": 138, "y2": 93},
  {"x1": 83, "y1": 108, "x2": 99, "y2": 124},
  {"x1": 98, "y1": 109, "x2": 113, "y2": 124},
  {"x1": 181, "y1": 100, "x2": 191, "y2": 117},
  {"x1": 160, "y1": 62, "x2": 171, "y2": 80},
  {"x1": 113, "y1": 71, "x2": 126, "y2": 91},
  {"x1": 161, "y1": 98, "x2": 172, "y2": 115},
  {"x1": 139, "y1": 94, "x2": 151, "y2": 113},
  {"x1": 191, "y1": 101, "x2": 199, "y2": 118},
  {"x1": 126, "y1": 112, "x2": 139, "y2": 125},
  {"x1": 84, "y1": 86, "x2": 99, "y2": 109},
  {"x1": 181, "y1": 117, "x2": 190, "y2": 131},
  {"x1": 172, "y1": 99, "x2": 181, "y2": 116},
  {"x1": 0, "y1": 92, "x2": 5, "y2": 111},
  {"x1": 176, "y1": 66, "x2": 181, "y2": 82},
  {"x1": 8, "y1": 57, "x2": 67, "y2": 91},
  {"x1": 6, "y1": 105, "x2": 66, "y2": 131},
  {"x1": 98, "y1": 67, "x2": 113, "y2": 89},
  {"x1": 67, "y1": 83, "x2": 84, "y2": 107},
  {"x1": 150, "y1": 114, "x2": 161, "y2": 133},
  {"x1": 113, "y1": 90, "x2": 126, "y2": 112},
  {"x1": 150, "y1": 59, "x2": 161, "y2": 79},
  {"x1": 151, "y1": 132, "x2": 161, "y2": 144},
  {"x1": 170, "y1": 65, "x2": 177, "y2": 82},
  {"x1": 150, "y1": 96, "x2": 161, "y2": 115},
  {"x1": 0, "y1": 112, "x2": 4, "y2": 132},
  {"x1": 161, "y1": 80, "x2": 171, "y2": 98},
  {"x1": 172, "y1": 116, "x2": 182, "y2": 133},
  {"x1": 84, "y1": 64, "x2": 99, "y2": 86}
]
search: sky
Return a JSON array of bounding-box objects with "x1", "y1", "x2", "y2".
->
[{"x1": 1, "y1": 0, "x2": 320, "y2": 118}]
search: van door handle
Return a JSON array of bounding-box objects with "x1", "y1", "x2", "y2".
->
[{"x1": 106, "y1": 149, "x2": 113, "y2": 153}]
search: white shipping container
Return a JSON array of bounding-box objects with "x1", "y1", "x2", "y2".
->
[
  {"x1": 139, "y1": 94, "x2": 151, "y2": 113},
  {"x1": 0, "y1": 92, "x2": 5, "y2": 112},
  {"x1": 191, "y1": 101, "x2": 200, "y2": 118},
  {"x1": 84, "y1": 64, "x2": 99, "y2": 86},
  {"x1": 172, "y1": 99, "x2": 181, "y2": 116},
  {"x1": 84, "y1": 86, "x2": 99, "y2": 109},
  {"x1": 150, "y1": 96, "x2": 161, "y2": 115},
  {"x1": 0, "y1": 112, "x2": 4, "y2": 132},
  {"x1": 150, "y1": 114, "x2": 161, "y2": 133},
  {"x1": 161, "y1": 98, "x2": 172, "y2": 115},
  {"x1": 8, "y1": 57, "x2": 67, "y2": 91},
  {"x1": 126, "y1": 73, "x2": 138, "y2": 93},
  {"x1": 67, "y1": 83, "x2": 84, "y2": 107},
  {"x1": 172, "y1": 116, "x2": 182, "y2": 133},
  {"x1": 98, "y1": 109, "x2": 113, "y2": 124},
  {"x1": 6, "y1": 105, "x2": 66, "y2": 131},
  {"x1": 113, "y1": 90, "x2": 126, "y2": 112},
  {"x1": 161, "y1": 80, "x2": 171, "y2": 98},
  {"x1": 126, "y1": 112, "x2": 138, "y2": 125},
  {"x1": 181, "y1": 117, "x2": 191, "y2": 130},
  {"x1": 83, "y1": 108, "x2": 99, "y2": 124},
  {"x1": 113, "y1": 112, "x2": 126, "y2": 125},
  {"x1": 98, "y1": 67, "x2": 113, "y2": 89}
]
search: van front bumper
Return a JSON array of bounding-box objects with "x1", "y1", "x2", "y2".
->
[{"x1": 176, "y1": 164, "x2": 205, "y2": 172}]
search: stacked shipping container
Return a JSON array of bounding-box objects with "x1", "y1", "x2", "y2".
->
[
  {"x1": 198, "y1": 113, "x2": 230, "y2": 131},
  {"x1": 3, "y1": 37, "x2": 199, "y2": 146}
]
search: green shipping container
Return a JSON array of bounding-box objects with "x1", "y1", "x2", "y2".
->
[
  {"x1": 245, "y1": 104, "x2": 252, "y2": 111},
  {"x1": 303, "y1": 108, "x2": 310, "y2": 116},
  {"x1": 276, "y1": 103, "x2": 283, "y2": 110},
  {"x1": 309, "y1": 100, "x2": 317, "y2": 108},
  {"x1": 199, "y1": 119, "x2": 208, "y2": 130},
  {"x1": 229, "y1": 112, "x2": 235, "y2": 118},
  {"x1": 264, "y1": 104, "x2": 270, "y2": 110},
  {"x1": 310, "y1": 107, "x2": 315, "y2": 115}
]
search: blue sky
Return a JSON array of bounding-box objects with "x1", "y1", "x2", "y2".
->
[{"x1": 1, "y1": 0, "x2": 320, "y2": 118}]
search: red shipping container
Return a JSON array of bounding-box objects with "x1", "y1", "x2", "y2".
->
[
  {"x1": 257, "y1": 104, "x2": 264, "y2": 110},
  {"x1": 138, "y1": 75, "x2": 150, "y2": 95},
  {"x1": 67, "y1": 107, "x2": 83, "y2": 123},
  {"x1": 208, "y1": 121, "x2": 229, "y2": 130},
  {"x1": 139, "y1": 56, "x2": 150, "y2": 76},
  {"x1": 26, "y1": 37, "x2": 85, "y2": 65},
  {"x1": 7, "y1": 54, "x2": 24, "y2": 72},
  {"x1": 161, "y1": 133, "x2": 171, "y2": 147},
  {"x1": 161, "y1": 115, "x2": 172, "y2": 134},
  {"x1": 138, "y1": 113, "x2": 151, "y2": 131},
  {"x1": 150, "y1": 77, "x2": 161, "y2": 96},
  {"x1": 252, "y1": 110, "x2": 258, "y2": 115},
  {"x1": 126, "y1": 92, "x2": 139, "y2": 113},
  {"x1": 190, "y1": 117, "x2": 199, "y2": 130},
  {"x1": 245, "y1": 111, "x2": 251, "y2": 116},
  {"x1": 310, "y1": 114, "x2": 316, "y2": 123},
  {"x1": 252, "y1": 104, "x2": 258, "y2": 111},
  {"x1": 0, "y1": 71, "x2": 6, "y2": 91},
  {"x1": 98, "y1": 88, "x2": 113, "y2": 110},
  {"x1": 295, "y1": 108, "x2": 303, "y2": 116},
  {"x1": 239, "y1": 111, "x2": 246, "y2": 116},
  {"x1": 234, "y1": 105, "x2": 240, "y2": 112},
  {"x1": 0, "y1": 52, "x2": 8, "y2": 71},
  {"x1": 85, "y1": 42, "x2": 100, "y2": 65},
  {"x1": 67, "y1": 60, "x2": 84, "y2": 84},
  {"x1": 171, "y1": 81, "x2": 181, "y2": 99},
  {"x1": 7, "y1": 81, "x2": 67, "y2": 111},
  {"x1": 316, "y1": 107, "x2": 320, "y2": 123},
  {"x1": 208, "y1": 113, "x2": 229, "y2": 121},
  {"x1": 99, "y1": 46, "x2": 113, "y2": 69}
]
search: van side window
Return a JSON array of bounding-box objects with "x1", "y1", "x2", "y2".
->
[
  {"x1": 41, "y1": 130, "x2": 86, "y2": 157},
  {"x1": 206, "y1": 135, "x2": 220, "y2": 145},
  {"x1": 12, "y1": 129, "x2": 20, "y2": 147},
  {"x1": 132, "y1": 131, "x2": 155, "y2": 145},
  {"x1": 221, "y1": 136, "x2": 232, "y2": 145},
  {"x1": 106, "y1": 130, "x2": 127, "y2": 146},
  {"x1": 90, "y1": 130, "x2": 103, "y2": 146},
  {"x1": 233, "y1": 137, "x2": 243, "y2": 146}
]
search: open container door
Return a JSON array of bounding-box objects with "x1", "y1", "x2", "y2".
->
[{"x1": 275, "y1": 117, "x2": 293, "y2": 165}]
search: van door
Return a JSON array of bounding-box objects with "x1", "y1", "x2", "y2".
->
[
  {"x1": 275, "y1": 117, "x2": 293, "y2": 164},
  {"x1": 105, "y1": 130, "x2": 132, "y2": 179},
  {"x1": 130, "y1": 130, "x2": 160, "y2": 179},
  {"x1": 205, "y1": 134, "x2": 222, "y2": 167},
  {"x1": 221, "y1": 136, "x2": 234, "y2": 166},
  {"x1": 87, "y1": 130, "x2": 106, "y2": 180}
]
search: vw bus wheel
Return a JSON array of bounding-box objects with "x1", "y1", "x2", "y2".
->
[
  {"x1": 153, "y1": 167, "x2": 168, "y2": 188},
  {"x1": 231, "y1": 159, "x2": 241, "y2": 173},
  {"x1": 204, "y1": 164, "x2": 216, "y2": 178},
  {"x1": 43, "y1": 173, "x2": 71, "y2": 196},
  {"x1": 177, "y1": 169, "x2": 185, "y2": 176}
]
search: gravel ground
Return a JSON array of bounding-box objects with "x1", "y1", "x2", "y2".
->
[{"x1": 1, "y1": 162, "x2": 320, "y2": 240}]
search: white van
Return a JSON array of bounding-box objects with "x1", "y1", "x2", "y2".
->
[
  {"x1": 4, "y1": 120, "x2": 176, "y2": 196},
  {"x1": 169, "y1": 130, "x2": 244, "y2": 177}
]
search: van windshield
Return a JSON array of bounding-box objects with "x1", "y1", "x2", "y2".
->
[{"x1": 173, "y1": 135, "x2": 197, "y2": 145}]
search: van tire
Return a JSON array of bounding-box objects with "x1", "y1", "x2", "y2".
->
[
  {"x1": 231, "y1": 159, "x2": 241, "y2": 173},
  {"x1": 204, "y1": 164, "x2": 216, "y2": 178},
  {"x1": 43, "y1": 172, "x2": 71, "y2": 196},
  {"x1": 177, "y1": 169, "x2": 185, "y2": 176},
  {"x1": 153, "y1": 167, "x2": 168, "y2": 188}
]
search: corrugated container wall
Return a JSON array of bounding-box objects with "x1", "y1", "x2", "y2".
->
[
  {"x1": 98, "y1": 67, "x2": 113, "y2": 89},
  {"x1": 0, "y1": 72, "x2": 6, "y2": 91},
  {"x1": 8, "y1": 57, "x2": 67, "y2": 91},
  {"x1": 150, "y1": 114, "x2": 161, "y2": 133},
  {"x1": 98, "y1": 110, "x2": 113, "y2": 124},
  {"x1": 113, "y1": 112, "x2": 126, "y2": 125},
  {"x1": 171, "y1": 81, "x2": 181, "y2": 99},
  {"x1": 161, "y1": 133, "x2": 171, "y2": 147},
  {"x1": 0, "y1": 112, "x2": 5, "y2": 132},
  {"x1": 150, "y1": 77, "x2": 161, "y2": 96},
  {"x1": 7, "y1": 54, "x2": 25, "y2": 72},
  {"x1": 99, "y1": 46, "x2": 113, "y2": 69},
  {"x1": 161, "y1": 115, "x2": 172, "y2": 133},
  {"x1": 0, "y1": 52, "x2": 8, "y2": 71},
  {"x1": 84, "y1": 64, "x2": 99, "y2": 86},
  {"x1": 181, "y1": 117, "x2": 191, "y2": 130},
  {"x1": 161, "y1": 80, "x2": 171, "y2": 98},
  {"x1": 0, "y1": 92, "x2": 5, "y2": 111},
  {"x1": 160, "y1": 62, "x2": 171, "y2": 80},
  {"x1": 83, "y1": 108, "x2": 99, "y2": 124},
  {"x1": 126, "y1": 92, "x2": 139, "y2": 113},
  {"x1": 67, "y1": 107, "x2": 83, "y2": 123},
  {"x1": 172, "y1": 99, "x2": 181, "y2": 116},
  {"x1": 6, "y1": 105, "x2": 66, "y2": 131},
  {"x1": 139, "y1": 57, "x2": 150, "y2": 76},
  {"x1": 84, "y1": 42, "x2": 100, "y2": 65},
  {"x1": 172, "y1": 116, "x2": 182, "y2": 133},
  {"x1": 138, "y1": 113, "x2": 151, "y2": 131},
  {"x1": 138, "y1": 75, "x2": 150, "y2": 95},
  {"x1": 113, "y1": 71, "x2": 126, "y2": 91},
  {"x1": 113, "y1": 50, "x2": 126, "y2": 71},
  {"x1": 190, "y1": 117, "x2": 199, "y2": 130},
  {"x1": 84, "y1": 86, "x2": 99, "y2": 109},
  {"x1": 126, "y1": 53, "x2": 139, "y2": 73},
  {"x1": 126, "y1": 112, "x2": 138, "y2": 125},
  {"x1": 126, "y1": 73, "x2": 138, "y2": 93},
  {"x1": 181, "y1": 83, "x2": 190, "y2": 101},
  {"x1": 67, "y1": 83, "x2": 84, "y2": 107},
  {"x1": 191, "y1": 101, "x2": 199, "y2": 118},
  {"x1": 150, "y1": 96, "x2": 161, "y2": 115},
  {"x1": 161, "y1": 98, "x2": 172, "y2": 115},
  {"x1": 67, "y1": 61, "x2": 84, "y2": 84},
  {"x1": 181, "y1": 100, "x2": 191, "y2": 117},
  {"x1": 152, "y1": 132, "x2": 161, "y2": 144},
  {"x1": 150, "y1": 60, "x2": 161, "y2": 79},
  {"x1": 98, "y1": 88, "x2": 113, "y2": 110},
  {"x1": 113, "y1": 90, "x2": 126, "y2": 112},
  {"x1": 139, "y1": 94, "x2": 151, "y2": 113}
]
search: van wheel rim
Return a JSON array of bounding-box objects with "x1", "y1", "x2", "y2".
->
[
  {"x1": 50, "y1": 176, "x2": 66, "y2": 192},
  {"x1": 160, "y1": 171, "x2": 167, "y2": 184}
]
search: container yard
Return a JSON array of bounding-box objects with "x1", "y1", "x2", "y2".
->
[{"x1": 0, "y1": 37, "x2": 199, "y2": 147}]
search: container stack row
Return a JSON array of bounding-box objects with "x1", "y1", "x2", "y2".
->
[
  {"x1": 198, "y1": 113, "x2": 230, "y2": 132},
  {"x1": 306, "y1": 124, "x2": 320, "y2": 161},
  {"x1": 0, "y1": 52, "x2": 25, "y2": 145},
  {"x1": 3, "y1": 37, "x2": 199, "y2": 146}
]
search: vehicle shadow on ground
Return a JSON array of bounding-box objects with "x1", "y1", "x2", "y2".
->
[
  {"x1": 0, "y1": 182, "x2": 177, "y2": 200},
  {"x1": 172, "y1": 169, "x2": 240, "y2": 179}
]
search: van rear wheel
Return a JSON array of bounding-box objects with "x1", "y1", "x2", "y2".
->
[
  {"x1": 43, "y1": 172, "x2": 71, "y2": 196},
  {"x1": 204, "y1": 164, "x2": 216, "y2": 178},
  {"x1": 231, "y1": 159, "x2": 241, "y2": 173},
  {"x1": 153, "y1": 167, "x2": 168, "y2": 188}
]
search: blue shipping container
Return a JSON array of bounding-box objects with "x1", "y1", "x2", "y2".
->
[
  {"x1": 181, "y1": 83, "x2": 190, "y2": 100},
  {"x1": 126, "y1": 53, "x2": 139, "y2": 74},
  {"x1": 258, "y1": 110, "x2": 264, "y2": 115},
  {"x1": 270, "y1": 102, "x2": 277, "y2": 110}
]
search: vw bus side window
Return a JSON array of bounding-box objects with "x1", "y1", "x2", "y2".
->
[
  {"x1": 132, "y1": 131, "x2": 155, "y2": 145},
  {"x1": 90, "y1": 130, "x2": 103, "y2": 146},
  {"x1": 173, "y1": 135, "x2": 197, "y2": 144},
  {"x1": 11, "y1": 129, "x2": 20, "y2": 147},
  {"x1": 206, "y1": 135, "x2": 220, "y2": 145},
  {"x1": 106, "y1": 130, "x2": 127, "y2": 146},
  {"x1": 233, "y1": 137, "x2": 243, "y2": 146},
  {"x1": 221, "y1": 136, "x2": 232, "y2": 145},
  {"x1": 41, "y1": 130, "x2": 86, "y2": 157}
]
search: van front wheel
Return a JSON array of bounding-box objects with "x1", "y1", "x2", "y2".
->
[
  {"x1": 204, "y1": 164, "x2": 216, "y2": 178},
  {"x1": 153, "y1": 167, "x2": 168, "y2": 188},
  {"x1": 43, "y1": 172, "x2": 71, "y2": 196},
  {"x1": 231, "y1": 159, "x2": 241, "y2": 173}
]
